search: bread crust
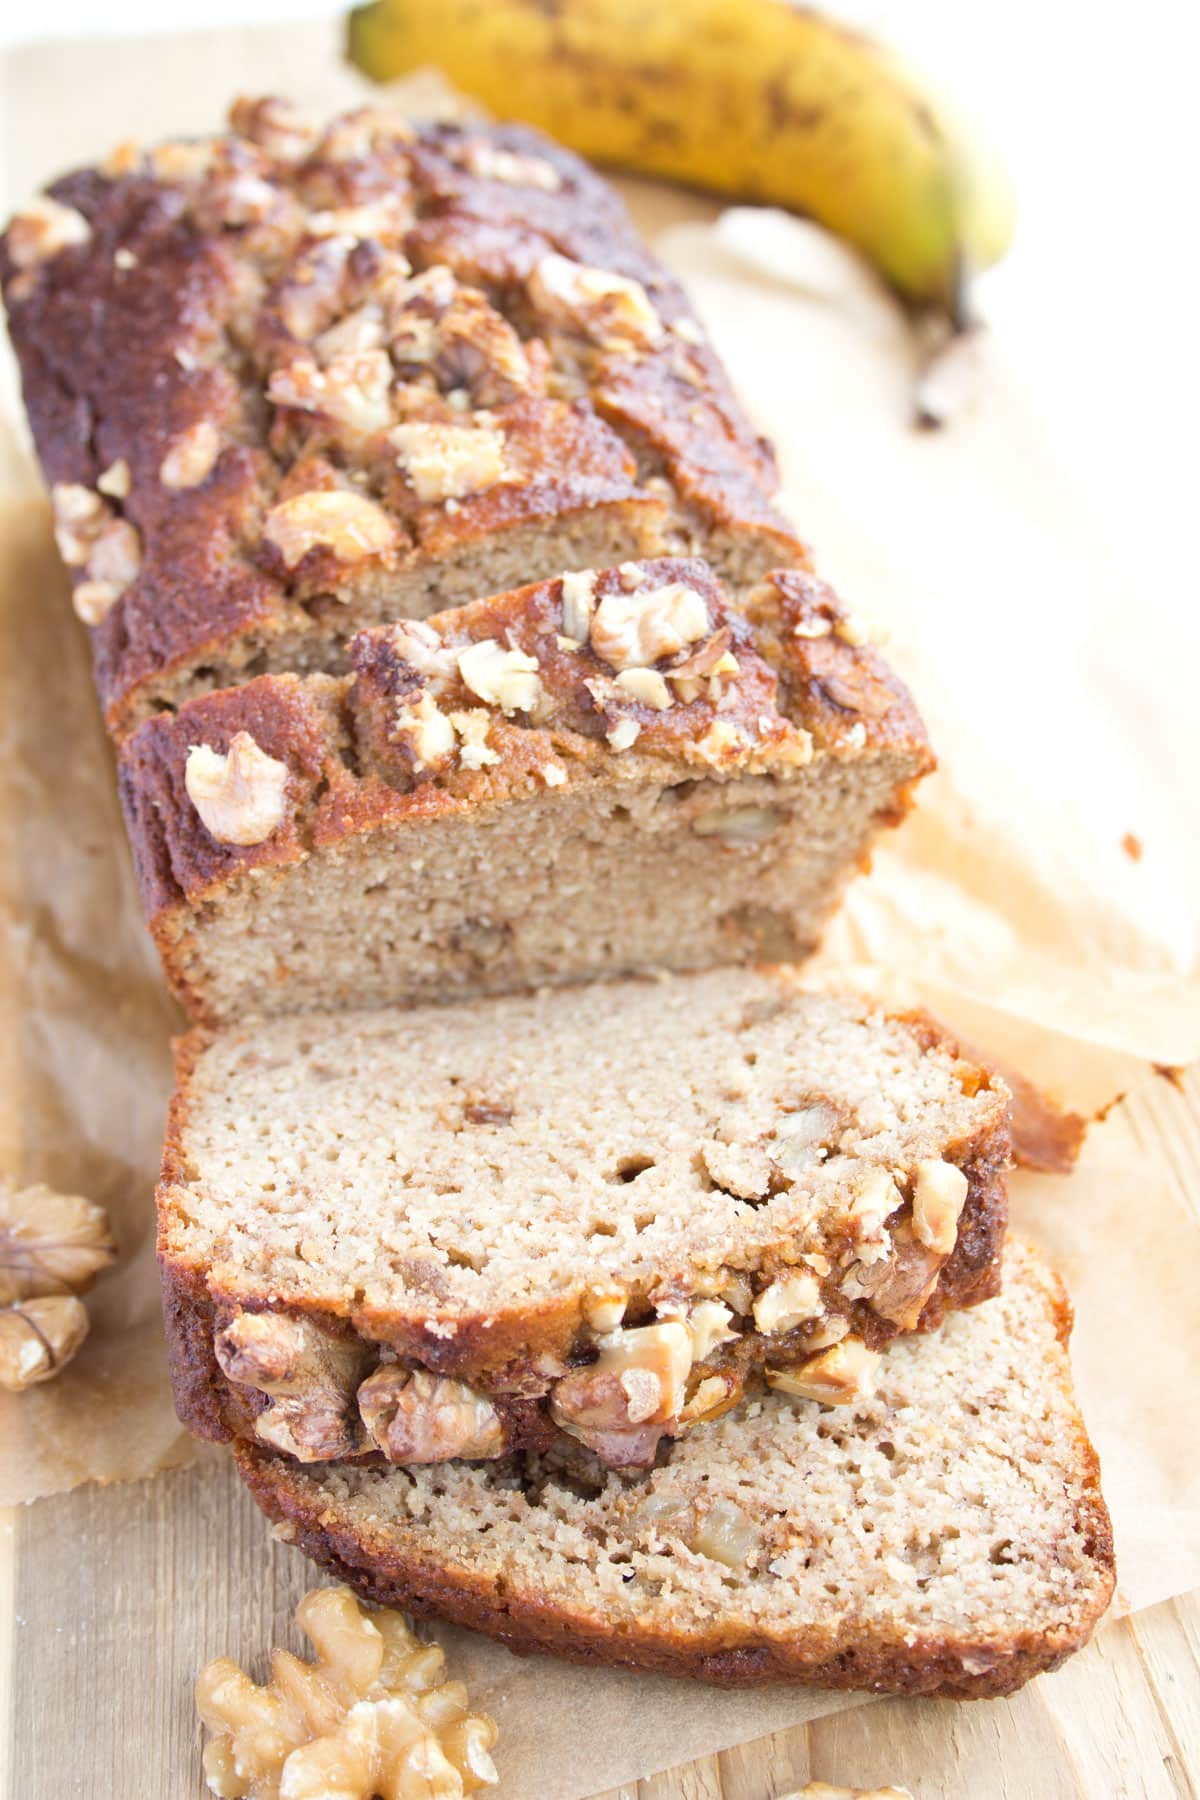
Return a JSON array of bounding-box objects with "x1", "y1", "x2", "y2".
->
[
  {"x1": 232, "y1": 1250, "x2": 1114, "y2": 1699},
  {"x1": 1, "y1": 110, "x2": 805, "y2": 738}
]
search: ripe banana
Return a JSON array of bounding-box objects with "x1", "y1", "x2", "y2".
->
[{"x1": 347, "y1": 0, "x2": 1014, "y2": 317}]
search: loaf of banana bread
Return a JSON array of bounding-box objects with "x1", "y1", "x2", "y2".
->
[
  {"x1": 1, "y1": 97, "x2": 805, "y2": 739},
  {"x1": 118, "y1": 558, "x2": 932, "y2": 1022},
  {"x1": 160, "y1": 969, "x2": 1009, "y2": 1475},
  {"x1": 235, "y1": 1240, "x2": 1112, "y2": 1697}
]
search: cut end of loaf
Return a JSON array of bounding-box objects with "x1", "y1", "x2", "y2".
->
[{"x1": 120, "y1": 558, "x2": 931, "y2": 1025}]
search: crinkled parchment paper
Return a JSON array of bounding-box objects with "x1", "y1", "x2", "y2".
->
[{"x1": 1, "y1": 21, "x2": 1198, "y2": 1798}]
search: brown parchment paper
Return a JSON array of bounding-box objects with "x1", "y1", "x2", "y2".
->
[{"x1": 1, "y1": 21, "x2": 1198, "y2": 1798}]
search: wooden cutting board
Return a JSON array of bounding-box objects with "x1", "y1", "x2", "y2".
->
[{"x1": 2, "y1": 1068, "x2": 1197, "y2": 1798}]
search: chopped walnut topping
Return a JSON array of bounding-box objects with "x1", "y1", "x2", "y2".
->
[
  {"x1": 686, "y1": 1299, "x2": 737, "y2": 1362},
  {"x1": 615, "y1": 667, "x2": 673, "y2": 710},
  {"x1": 582, "y1": 1288, "x2": 627, "y2": 1332},
  {"x1": 691, "y1": 719, "x2": 750, "y2": 763},
  {"x1": 196, "y1": 1585, "x2": 499, "y2": 1800},
  {"x1": 607, "y1": 717, "x2": 641, "y2": 753},
  {"x1": 393, "y1": 690, "x2": 457, "y2": 774},
  {"x1": 269, "y1": 349, "x2": 395, "y2": 437},
  {"x1": 672, "y1": 316, "x2": 706, "y2": 347},
  {"x1": 559, "y1": 568, "x2": 598, "y2": 643},
  {"x1": 358, "y1": 1367, "x2": 506, "y2": 1463},
  {"x1": 0, "y1": 1297, "x2": 90, "y2": 1391},
  {"x1": 793, "y1": 615, "x2": 834, "y2": 639},
  {"x1": 911, "y1": 1158, "x2": 968, "y2": 1255},
  {"x1": 102, "y1": 139, "x2": 141, "y2": 177},
  {"x1": 97, "y1": 459, "x2": 131, "y2": 499},
  {"x1": 551, "y1": 1321, "x2": 692, "y2": 1464},
  {"x1": 391, "y1": 421, "x2": 506, "y2": 503},
  {"x1": 229, "y1": 94, "x2": 316, "y2": 160},
  {"x1": 529, "y1": 252, "x2": 663, "y2": 351},
  {"x1": 160, "y1": 419, "x2": 222, "y2": 488},
  {"x1": 148, "y1": 139, "x2": 220, "y2": 182},
  {"x1": 590, "y1": 582, "x2": 709, "y2": 671},
  {"x1": 387, "y1": 617, "x2": 457, "y2": 682},
  {"x1": 263, "y1": 488, "x2": 399, "y2": 569},
  {"x1": 51, "y1": 483, "x2": 107, "y2": 566},
  {"x1": 215, "y1": 1310, "x2": 369, "y2": 1462},
  {"x1": 753, "y1": 1273, "x2": 822, "y2": 1335},
  {"x1": 316, "y1": 107, "x2": 416, "y2": 163},
  {"x1": 692, "y1": 805, "x2": 780, "y2": 846},
  {"x1": 458, "y1": 141, "x2": 562, "y2": 190},
  {"x1": 185, "y1": 732, "x2": 289, "y2": 847},
  {"x1": 767, "y1": 1336, "x2": 881, "y2": 1405},
  {"x1": 0, "y1": 1178, "x2": 116, "y2": 1306},
  {"x1": 7, "y1": 195, "x2": 92, "y2": 267},
  {"x1": 457, "y1": 639, "x2": 542, "y2": 714},
  {"x1": 448, "y1": 709, "x2": 499, "y2": 770}
]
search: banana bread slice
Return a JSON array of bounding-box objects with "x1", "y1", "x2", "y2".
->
[
  {"x1": 235, "y1": 1240, "x2": 1113, "y2": 1698},
  {"x1": 119, "y1": 557, "x2": 932, "y2": 1024},
  {"x1": 160, "y1": 969, "x2": 1009, "y2": 1474},
  {"x1": 0, "y1": 98, "x2": 804, "y2": 739}
]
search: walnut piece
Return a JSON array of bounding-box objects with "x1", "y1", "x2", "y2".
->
[
  {"x1": 457, "y1": 639, "x2": 542, "y2": 715},
  {"x1": 215, "y1": 1310, "x2": 369, "y2": 1462},
  {"x1": 185, "y1": 732, "x2": 290, "y2": 847},
  {"x1": 614, "y1": 667, "x2": 673, "y2": 710},
  {"x1": 269, "y1": 350, "x2": 395, "y2": 438},
  {"x1": 767, "y1": 1101, "x2": 845, "y2": 1178},
  {"x1": 160, "y1": 419, "x2": 222, "y2": 488},
  {"x1": 391, "y1": 422, "x2": 507, "y2": 504},
  {"x1": 0, "y1": 1296, "x2": 90, "y2": 1391},
  {"x1": 692, "y1": 805, "x2": 780, "y2": 846},
  {"x1": 686, "y1": 1299, "x2": 737, "y2": 1363},
  {"x1": 7, "y1": 195, "x2": 92, "y2": 267},
  {"x1": 753, "y1": 1272, "x2": 822, "y2": 1335},
  {"x1": 559, "y1": 569, "x2": 597, "y2": 642},
  {"x1": 458, "y1": 141, "x2": 562, "y2": 190},
  {"x1": 590, "y1": 582, "x2": 709, "y2": 671},
  {"x1": 263, "y1": 489, "x2": 400, "y2": 569},
  {"x1": 528, "y1": 253, "x2": 663, "y2": 351},
  {"x1": 0, "y1": 1178, "x2": 116, "y2": 1306},
  {"x1": 358, "y1": 1368, "x2": 506, "y2": 1463},
  {"x1": 550, "y1": 1321, "x2": 691, "y2": 1466},
  {"x1": 689, "y1": 1498, "x2": 759, "y2": 1570},
  {"x1": 392, "y1": 690, "x2": 457, "y2": 774},
  {"x1": 911, "y1": 1158, "x2": 968, "y2": 1255},
  {"x1": 767, "y1": 1336, "x2": 881, "y2": 1405},
  {"x1": 196, "y1": 1585, "x2": 499, "y2": 1799}
]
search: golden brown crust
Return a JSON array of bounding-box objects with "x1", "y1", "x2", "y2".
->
[
  {"x1": 1, "y1": 107, "x2": 805, "y2": 737},
  {"x1": 231, "y1": 1252, "x2": 1114, "y2": 1699}
]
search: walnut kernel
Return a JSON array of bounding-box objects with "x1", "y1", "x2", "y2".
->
[
  {"x1": 0, "y1": 1178, "x2": 116, "y2": 1305},
  {"x1": 196, "y1": 1585, "x2": 499, "y2": 1799},
  {"x1": 590, "y1": 582, "x2": 709, "y2": 671},
  {"x1": 185, "y1": 733, "x2": 289, "y2": 847},
  {"x1": 393, "y1": 690, "x2": 457, "y2": 773},
  {"x1": 559, "y1": 568, "x2": 597, "y2": 642},
  {"x1": 0, "y1": 1296, "x2": 90, "y2": 1391},
  {"x1": 391, "y1": 422, "x2": 506, "y2": 503},
  {"x1": 457, "y1": 639, "x2": 542, "y2": 714},
  {"x1": 767, "y1": 1336, "x2": 880, "y2": 1405},
  {"x1": 753, "y1": 1272, "x2": 822, "y2": 1335},
  {"x1": 215, "y1": 1310, "x2": 369, "y2": 1462},
  {"x1": 160, "y1": 419, "x2": 222, "y2": 488},
  {"x1": 528, "y1": 253, "x2": 663, "y2": 350},
  {"x1": 7, "y1": 195, "x2": 92, "y2": 267},
  {"x1": 358, "y1": 1367, "x2": 506, "y2": 1463},
  {"x1": 459, "y1": 142, "x2": 562, "y2": 190},
  {"x1": 692, "y1": 805, "x2": 780, "y2": 845},
  {"x1": 263, "y1": 489, "x2": 400, "y2": 569},
  {"x1": 911, "y1": 1158, "x2": 969, "y2": 1255}
]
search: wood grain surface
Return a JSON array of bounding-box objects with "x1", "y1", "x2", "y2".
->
[{"x1": 1, "y1": 1070, "x2": 1197, "y2": 1800}]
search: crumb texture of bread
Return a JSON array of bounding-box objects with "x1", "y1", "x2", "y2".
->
[
  {"x1": 1, "y1": 100, "x2": 808, "y2": 735},
  {"x1": 118, "y1": 558, "x2": 932, "y2": 1023},
  {"x1": 158, "y1": 968, "x2": 1008, "y2": 1473},
  {"x1": 235, "y1": 1241, "x2": 1115, "y2": 1698}
]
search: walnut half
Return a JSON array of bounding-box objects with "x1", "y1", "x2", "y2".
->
[
  {"x1": 0, "y1": 1177, "x2": 116, "y2": 1390},
  {"x1": 0, "y1": 1296, "x2": 90, "y2": 1391},
  {"x1": 215, "y1": 1311, "x2": 370, "y2": 1461},
  {"x1": 197, "y1": 1585, "x2": 499, "y2": 1799},
  {"x1": 357, "y1": 1367, "x2": 506, "y2": 1464}
]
